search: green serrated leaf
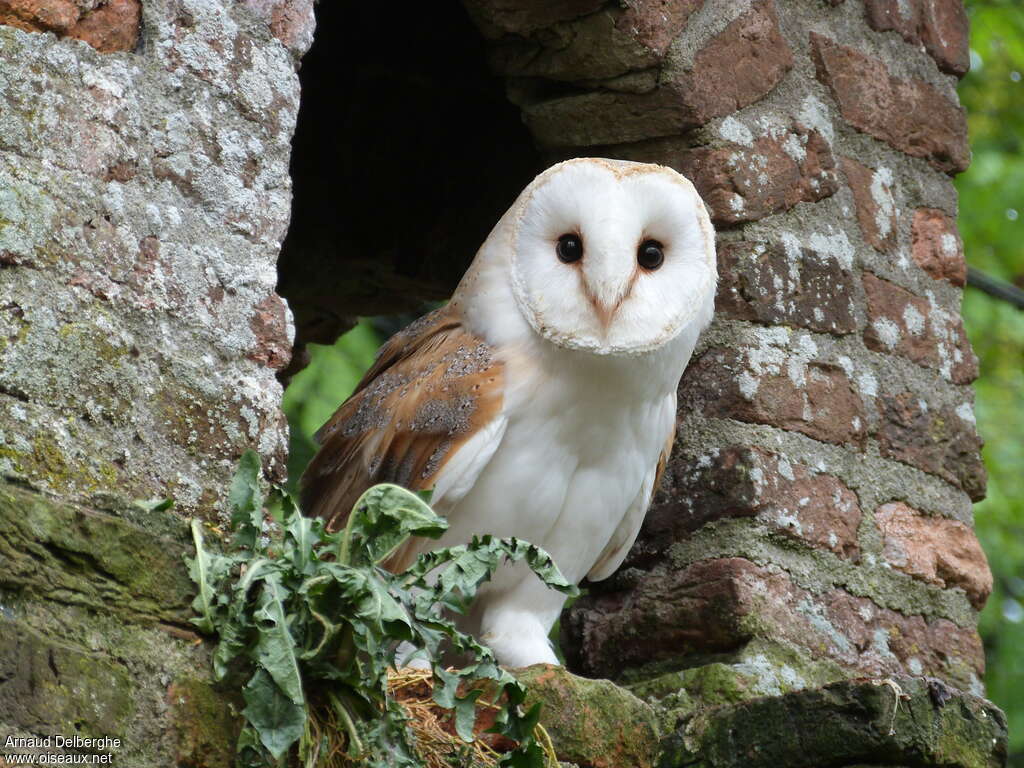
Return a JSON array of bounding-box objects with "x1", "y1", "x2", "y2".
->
[
  {"x1": 285, "y1": 511, "x2": 321, "y2": 577},
  {"x1": 253, "y1": 575, "x2": 306, "y2": 706},
  {"x1": 499, "y1": 740, "x2": 546, "y2": 768},
  {"x1": 241, "y1": 668, "x2": 306, "y2": 760},
  {"x1": 186, "y1": 519, "x2": 234, "y2": 635},
  {"x1": 453, "y1": 689, "x2": 483, "y2": 742},
  {"x1": 345, "y1": 484, "x2": 448, "y2": 566}
]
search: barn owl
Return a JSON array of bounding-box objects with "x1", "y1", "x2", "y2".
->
[{"x1": 301, "y1": 158, "x2": 717, "y2": 668}]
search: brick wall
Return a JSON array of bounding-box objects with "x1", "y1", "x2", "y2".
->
[{"x1": 464, "y1": 0, "x2": 990, "y2": 695}]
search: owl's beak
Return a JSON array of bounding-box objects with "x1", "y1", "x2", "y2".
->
[{"x1": 581, "y1": 271, "x2": 637, "y2": 331}]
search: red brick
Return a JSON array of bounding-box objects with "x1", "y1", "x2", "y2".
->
[
  {"x1": 248, "y1": 294, "x2": 292, "y2": 371},
  {"x1": 676, "y1": 0, "x2": 792, "y2": 123},
  {"x1": 616, "y1": 0, "x2": 705, "y2": 56},
  {"x1": 521, "y1": 0, "x2": 792, "y2": 146},
  {"x1": 674, "y1": 126, "x2": 839, "y2": 225},
  {"x1": 563, "y1": 557, "x2": 984, "y2": 686},
  {"x1": 717, "y1": 241, "x2": 856, "y2": 333},
  {"x1": 841, "y1": 157, "x2": 898, "y2": 253},
  {"x1": 0, "y1": 0, "x2": 140, "y2": 52},
  {"x1": 636, "y1": 446, "x2": 861, "y2": 563},
  {"x1": 911, "y1": 208, "x2": 967, "y2": 286},
  {"x1": 66, "y1": 0, "x2": 140, "y2": 54},
  {"x1": 487, "y1": 0, "x2": 704, "y2": 82},
  {"x1": 0, "y1": 0, "x2": 77, "y2": 33},
  {"x1": 875, "y1": 501, "x2": 992, "y2": 609},
  {"x1": 810, "y1": 33, "x2": 969, "y2": 173},
  {"x1": 682, "y1": 346, "x2": 868, "y2": 448},
  {"x1": 862, "y1": 273, "x2": 977, "y2": 383},
  {"x1": 875, "y1": 392, "x2": 986, "y2": 501},
  {"x1": 863, "y1": 0, "x2": 970, "y2": 77}
]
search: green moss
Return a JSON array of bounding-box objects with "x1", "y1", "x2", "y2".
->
[
  {"x1": 0, "y1": 618, "x2": 135, "y2": 737},
  {"x1": 0, "y1": 481, "x2": 194, "y2": 623},
  {"x1": 516, "y1": 665, "x2": 661, "y2": 768},
  {"x1": 168, "y1": 677, "x2": 241, "y2": 768},
  {"x1": 663, "y1": 677, "x2": 1007, "y2": 768}
]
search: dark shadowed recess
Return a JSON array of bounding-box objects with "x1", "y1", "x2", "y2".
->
[{"x1": 277, "y1": 1, "x2": 542, "y2": 378}]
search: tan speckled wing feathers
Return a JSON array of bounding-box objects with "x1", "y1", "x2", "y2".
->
[{"x1": 299, "y1": 305, "x2": 505, "y2": 536}]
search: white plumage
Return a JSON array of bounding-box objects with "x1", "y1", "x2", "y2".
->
[{"x1": 302, "y1": 158, "x2": 717, "y2": 667}]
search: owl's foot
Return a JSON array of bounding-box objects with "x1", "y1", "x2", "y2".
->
[{"x1": 480, "y1": 610, "x2": 560, "y2": 668}]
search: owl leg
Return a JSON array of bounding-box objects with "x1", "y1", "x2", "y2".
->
[{"x1": 475, "y1": 572, "x2": 566, "y2": 668}]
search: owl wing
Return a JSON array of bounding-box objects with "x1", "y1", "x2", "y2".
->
[
  {"x1": 586, "y1": 413, "x2": 675, "y2": 582},
  {"x1": 299, "y1": 305, "x2": 507, "y2": 568}
]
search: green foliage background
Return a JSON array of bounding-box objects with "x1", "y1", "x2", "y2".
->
[
  {"x1": 958, "y1": 0, "x2": 1024, "y2": 759},
  {"x1": 283, "y1": 3, "x2": 1024, "y2": 755}
]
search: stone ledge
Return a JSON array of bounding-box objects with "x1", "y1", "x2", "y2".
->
[
  {"x1": 659, "y1": 676, "x2": 1007, "y2": 768},
  {"x1": 0, "y1": 482, "x2": 194, "y2": 624}
]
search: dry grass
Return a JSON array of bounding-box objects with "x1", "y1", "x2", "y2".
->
[{"x1": 300, "y1": 669, "x2": 559, "y2": 768}]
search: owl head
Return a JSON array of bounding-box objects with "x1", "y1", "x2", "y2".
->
[{"x1": 490, "y1": 158, "x2": 717, "y2": 357}]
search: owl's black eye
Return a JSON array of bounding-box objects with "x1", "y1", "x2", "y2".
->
[
  {"x1": 637, "y1": 239, "x2": 664, "y2": 270},
  {"x1": 556, "y1": 233, "x2": 583, "y2": 264}
]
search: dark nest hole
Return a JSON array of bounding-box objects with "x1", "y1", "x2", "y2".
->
[{"x1": 277, "y1": 0, "x2": 542, "y2": 378}]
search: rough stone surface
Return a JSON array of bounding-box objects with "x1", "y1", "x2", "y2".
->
[
  {"x1": 516, "y1": 665, "x2": 661, "y2": 768},
  {"x1": 518, "y1": 0, "x2": 792, "y2": 147},
  {"x1": 564, "y1": 558, "x2": 984, "y2": 690},
  {"x1": 0, "y1": 481, "x2": 223, "y2": 767},
  {"x1": 841, "y1": 157, "x2": 898, "y2": 252},
  {"x1": 876, "y1": 391, "x2": 987, "y2": 501},
  {"x1": 682, "y1": 345, "x2": 868, "y2": 449},
  {"x1": 810, "y1": 32, "x2": 969, "y2": 173},
  {"x1": 716, "y1": 241, "x2": 856, "y2": 333},
  {"x1": 863, "y1": 272, "x2": 978, "y2": 384},
  {"x1": 0, "y1": 0, "x2": 140, "y2": 52},
  {"x1": 0, "y1": 3, "x2": 309, "y2": 514},
  {"x1": 913, "y1": 207, "x2": 968, "y2": 286},
  {"x1": 0, "y1": 483, "x2": 194, "y2": 623},
  {"x1": 637, "y1": 446, "x2": 862, "y2": 561},
  {"x1": 862, "y1": 0, "x2": 971, "y2": 77},
  {"x1": 875, "y1": 501, "x2": 992, "y2": 609},
  {"x1": 661, "y1": 677, "x2": 1006, "y2": 768},
  {"x1": 239, "y1": 0, "x2": 315, "y2": 58}
]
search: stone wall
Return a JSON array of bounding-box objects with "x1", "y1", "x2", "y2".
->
[
  {"x1": 0, "y1": 0, "x2": 1003, "y2": 766},
  {"x1": 0, "y1": 0, "x2": 309, "y2": 516},
  {"x1": 459, "y1": 0, "x2": 992, "y2": 698},
  {"x1": 0, "y1": 2, "x2": 312, "y2": 765}
]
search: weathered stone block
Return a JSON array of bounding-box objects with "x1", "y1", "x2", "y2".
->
[
  {"x1": 863, "y1": 272, "x2": 977, "y2": 383},
  {"x1": 912, "y1": 207, "x2": 967, "y2": 286},
  {"x1": 841, "y1": 157, "x2": 898, "y2": 252},
  {"x1": 682, "y1": 346, "x2": 868, "y2": 448},
  {"x1": 521, "y1": 0, "x2": 792, "y2": 146},
  {"x1": 716, "y1": 241, "x2": 856, "y2": 333},
  {"x1": 516, "y1": 665, "x2": 661, "y2": 768},
  {"x1": 810, "y1": 32, "x2": 969, "y2": 173},
  {"x1": 875, "y1": 501, "x2": 992, "y2": 609},
  {"x1": 0, "y1": 482, "x2": 194, "y2": 623},
  {"x1": 662, "y1": 677, "x2": 1006, "y2": 768},
  {"x1": 564, "y1": 557, "x2": 984, "y2": 688},
  {"x1": 676, "y1": 126, "x2": 839, "y2": 225},
  {"x1": 0, "y1": 0, "x2": 140, "y2": 53},
  {"x1": 0, "y1": 619, "x2": 134, "y2": 737},
  {"x1": 639, "y1": 446, "x2": 861, "y2": 562},
  {"x1": 875, "y1": 391, "x2": 987, "y2": 501},
  {"x1": 862, "y1": 0, "x2": 970, "y2": 77}
]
